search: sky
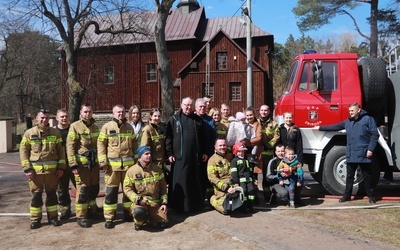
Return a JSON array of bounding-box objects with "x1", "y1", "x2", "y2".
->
[{"x1": 174, "y1": 0, "x2": 393, "y2": 45}]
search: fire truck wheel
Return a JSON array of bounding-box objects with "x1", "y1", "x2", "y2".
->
[
  {"x1": 358, "y1": 57, "x2": 387, "y2": 118},
  {"x1": 321, "y1": 146, "x2": 363, "y2": 196}
]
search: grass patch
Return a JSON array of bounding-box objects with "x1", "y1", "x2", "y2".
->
[{"x1": 286, "y1": 201, "x2": 400, "y2": 247}]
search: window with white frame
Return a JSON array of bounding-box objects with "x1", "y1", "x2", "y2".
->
[
  {"x1": 146, "y1": 63, "x2": 157, "y2": 82},
  {"x1": 229, "y1": 82, "x2": 241, "y2": 101}
]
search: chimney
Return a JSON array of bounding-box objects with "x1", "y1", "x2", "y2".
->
[{"x1": 177, "y1": 0, "x2": 200, "y2": 14}]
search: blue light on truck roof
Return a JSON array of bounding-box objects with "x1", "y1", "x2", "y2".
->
[{"x1": 303, "y1": 50, "x2": 317, "y2": 54}]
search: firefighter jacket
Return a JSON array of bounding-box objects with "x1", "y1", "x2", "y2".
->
[
  {"x1": 258, "y1": 117, "x2": 279, "y2": 155},
  {"x1": 215, "y1": 122, "x2": 228, "y2": 139},
  {"x1": 66, "y1": 118, "x2": 99, "y2": 168},
  {"x1": 207, "y1": 151, "x2": 233, "y2": 199},
  {"x1": 230, "y1": 156, "x2": 254, "y2": 185},
  {"x1": 220, "y1": 115, "x2": 231, "y2": 129},
  {"x1": 140, "y1": 123, "x2": 165, "y2": 165},
  {"x1": 97, "y1": 118, "x2": 135, "y2": 170},
  {"x1": 20, "y1": 125, "x2": 66, "y2": 174},
  {"x1": 123, "y1": 161, "x2": 168, "y2": 207}
]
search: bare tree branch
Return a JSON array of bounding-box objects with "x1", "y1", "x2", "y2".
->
[{"x1": 340, "y1": 9, "x2": 370, "y2": 40}]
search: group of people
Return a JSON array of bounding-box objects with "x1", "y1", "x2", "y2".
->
[
  {"x1": 20, "y1": 104, "x2": 168, "y2": 230},
  {"x1": 20, "y1": 96, "x2": 379, "y2": 229}
]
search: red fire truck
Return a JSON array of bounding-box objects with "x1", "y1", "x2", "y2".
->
[{"x1": 274, "y1": 52, "x2": 400, "y2": 195}]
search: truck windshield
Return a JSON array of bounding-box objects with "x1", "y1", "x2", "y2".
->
[{"x1": 283, "y1": 60, "x2": 299, "y2": 95}]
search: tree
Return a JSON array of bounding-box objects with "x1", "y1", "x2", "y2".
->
[
  {"x1": 293, "y1": 0, "x2": 382, "y2": 57},
  {"x1": 3, "y1": 1, "x2": 150, "y2": 121},
  {"x1": 271, "y1": 42, "x2": 291, "y2": 102},
  {"x1": 0, "y1": 30, "x2": 60, "y2": 120},
  {"x1": 377, "y1": 0, "x2": 400, "y2": 39},
  {"x1": 154, "y1": 0, "x2": 175, "y2": 121}
]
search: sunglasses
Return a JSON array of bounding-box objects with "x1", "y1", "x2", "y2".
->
[{"x1": 39, "y1": 109, "x2": 50, "y2": 114}]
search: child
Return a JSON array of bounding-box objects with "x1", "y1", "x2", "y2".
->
[
  {"x1": 276, "y1": 146, "x2": 303, "y2": 208},
  {"x1": 230, "y1": 142, "x2": 258, "y2": 212},
  {"x1": 226, "y1": 112, "x2": 252, "y2": 146}
]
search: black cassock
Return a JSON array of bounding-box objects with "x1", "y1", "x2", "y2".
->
[{"x1": 169, "y1": 113, "x2": 205, "y2": 212}]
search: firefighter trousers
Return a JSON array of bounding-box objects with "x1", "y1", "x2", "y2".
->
[
  {"x1": 131, "y1": 203, "x2": 168, "y2": 226},
  {"x1": 210, "y1": 194, "x2": 226, "y2": 214},
  {"x1": 29, "y1": 173, "x2": 58, "y2": 221},
  {"x1": 103, "y1": 169, "x2": 132, "y2": 220},
  {"x1": 57, "y1": 165, "x2": 75, "y2": 213},
  {"x1": 74, "y1": 165, "x2": 100, "y2": 219}
]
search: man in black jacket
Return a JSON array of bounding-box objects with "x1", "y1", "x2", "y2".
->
[{"x1": 165, "y1": 97, "x2": 207, "y2": 212}]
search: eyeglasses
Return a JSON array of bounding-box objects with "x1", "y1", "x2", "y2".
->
[
  {"x1": 182, "y1": 103, "x2": 192, "y2": 107},
  {"x1": 39, "y1": 109, "x2": 50, "y2": 114}
]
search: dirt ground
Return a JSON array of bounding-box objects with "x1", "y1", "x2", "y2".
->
[{"x1": 1, "y1": 151, "x2": 400, "y2": 250}]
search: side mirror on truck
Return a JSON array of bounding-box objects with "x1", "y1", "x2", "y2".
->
[{"x1": 312, "y1": 60, "x2": 324, "y2": 90}]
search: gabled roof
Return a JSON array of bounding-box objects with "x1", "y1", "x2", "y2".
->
[
  {"x1": 178, "y1": 29, "x2": 266, "y2": 76},
  {"x1": 78, "y1": 6, "x2": 271, "y2": 49},
  {"x1": 202, "y1": 16, "x2": 271, "y2": 41}
]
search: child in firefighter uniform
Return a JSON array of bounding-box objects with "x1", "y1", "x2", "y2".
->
[
  {"x1": 123, "y1": 146, "x2": 168, "y2": 230},
  {"x1": 276, "y1": 146, "x2": 303, "y2": 208},
  {"x1": 66, "y1": 104, "x2": 99, "y2": 228},
  {"x1": 230, "y1": 142, "x2": 258, "y2": 212},
  {"x1": 19, "y1": 110, "x2": 66, "y2": 229},
  {"x1": 97, "y1": 104, "x2": 137, "y2": 229}
]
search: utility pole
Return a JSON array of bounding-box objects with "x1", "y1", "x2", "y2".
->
[{"x1": 244, "y1": 0, "x2": 253, "y2": 107}]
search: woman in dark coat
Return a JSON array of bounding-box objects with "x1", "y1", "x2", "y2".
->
[{"x1": 278, "y1": 112, "x2": 303, "y2": 163}]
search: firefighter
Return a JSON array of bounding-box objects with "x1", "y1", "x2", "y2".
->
[
  {"x1": 139, "y1": 108, "x2": 168, "y2": 182},
  {"x1": 66, "y1": 103, "x2": 99, "y2": 228},
  {"x1": 20, "y1": 109, "x2": 66, "y2": 229},
  {"x1": 220, "y1": 103, "x2": 232, "y2": 128},
  {"x1": 207, "y1": 138, "x2": 238, "y2": 214},
  {"x1": 98, "y1": 104, "x2": 136, "y2": 229},
  {"x1": 123, "y1": 146, "x2": 168, "y2": 230},
  {"x1": 258, "y1": 105, "x2": 280, "y2": 202},
  {"x1": 55, "y1": 108, "x2": 74, "y2": 220}
]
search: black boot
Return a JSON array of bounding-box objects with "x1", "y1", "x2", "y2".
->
[
  {"x1": 77, "y1": 218, "x2": 91, "y2": 228},
  {"x1": 49, "y1": 218, "x2": 61, "y2": 227},
  {"x1": 30, "y1": 220, "x2": 42, "y2": 229},
  {"x1": 60, "y1": 209, "x2": 71, "y2": 220},
  {"x1": 105, "y1": 219, "x2": 114, "y2": 229}
]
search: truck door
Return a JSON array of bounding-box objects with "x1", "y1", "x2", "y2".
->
[{"x1": 294, "y1": 61, "x2": 342, "y2": 127}]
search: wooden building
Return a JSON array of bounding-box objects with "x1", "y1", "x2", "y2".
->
[{"x1": 62, "y1": 0, "x2": 274, "y2": 113}]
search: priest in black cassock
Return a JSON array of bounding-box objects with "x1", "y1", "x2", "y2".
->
[{"x1": 165, "y1": 97, "x2": 208, "y2": 212}]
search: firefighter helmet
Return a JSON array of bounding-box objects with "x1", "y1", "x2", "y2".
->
[
  {"x1": 223, "y1": 186, "x2": 244, "y2": 212},
  {"x1": 232, "y1": 141, "x2": 247, "y2": 155}
]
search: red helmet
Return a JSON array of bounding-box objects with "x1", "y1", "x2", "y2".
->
[{"x1": 232, "y1": 142, "x2": 247, "y2": 155}]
